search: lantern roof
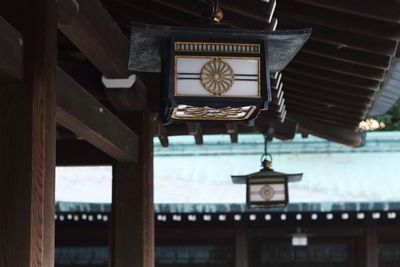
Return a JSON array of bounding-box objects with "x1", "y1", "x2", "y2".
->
[
  {"x1": 128, "y1": 22, "x2": 311, "y2": 73},
  {"x1": 231, "y1": 167, "x2": 303, "y2": 184}
]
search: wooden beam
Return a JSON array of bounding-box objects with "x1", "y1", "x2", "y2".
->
[
  {"x1": 0, "y1": 16, "x2": 23, "y2": 81},
  {"x1": 58, "y1": 0, "x2": 148, "y2": 111},
  {"x1": 110, "y1": 112, "x2": 154, "y2": 267},
  {"x1": 0, "y1": 0, "x2": 57, "y2": 266},
  {"x1": 187, "y1": 122, "x2": 204, "y2": 145},
  {"x1": 58, "y1": 0, "x2": 129, "y2": 78},
  {"x1": 56, "y1": 140, "x2": 113, "y2": 166},
  {"x1": 105, "y1": 78, "x2": 147, "y2": 112},
  {"x1": 56, "y1": 67, "x2": 138, "y2": 162},
  {"x1": 291, "y1": 115, "x2": 363, "y2": 146}
]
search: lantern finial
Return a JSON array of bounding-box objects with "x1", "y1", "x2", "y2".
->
[
  {"x1": 262, "y1": 159, "x2": 272, "y2": 170},
  {"x1": 204, "y1": 0, "x2": 223, "y2": 24}
]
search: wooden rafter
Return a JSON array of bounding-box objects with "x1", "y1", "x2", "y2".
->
[
  {"x1": 293, "y1": 0, "x2": 400, "y2": 24},
  {"x1": 187, "y1": 122, "x2": 204, "y2": 145},
  {"x1": 292, "y1": 115, "x2": 363, "y2": 147},
  {"x1": 226, "y1": 123, "x2": 239, "y2": 143}
]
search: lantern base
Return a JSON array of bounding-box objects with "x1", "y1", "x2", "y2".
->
[{"x1": 170, "y1": 105, "x2": 257, "y2": 121}]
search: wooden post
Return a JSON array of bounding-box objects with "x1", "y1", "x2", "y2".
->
[
  {"x1": 235, "y1": 223, "x2": 249, "y2": 267},
  {"x1": 363, "y1": 220, "x2": 379, "y2": 267},
  {"x1": 110, "y1": 112, "x2": 154, "y2": 267},
  {"x1": 0, "y1": 0, "x2": 57, "y2": 266}
]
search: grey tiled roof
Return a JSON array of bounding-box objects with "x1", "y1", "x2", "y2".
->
[{"x1": 56, "y1": 201, "x2": 400, "y2": 213}]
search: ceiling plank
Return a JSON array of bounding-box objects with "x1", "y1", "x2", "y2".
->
[
  {"x1": 279, "y1": 20, "x2": 397, "y2": 56},
  {"x1": 286, "y1": 63, "x2": 381, "y2": 90},
  {"x1": 293, "y1": 52, "x2": 386, "y2": 81},
  {"x1": 278, "y1": 1, "x2": 400, "y2": 40},
  {"x1": 283, "y1": 73, "x2": 377, "y2": 98},
  {"x1": 293, "y1": 0, "x2": 400, "y2": 24},
  {"x1": 56, "y1": 67, "x2": 138, "y2": 162},
  {"x1": 302, "y1": 41, "x2": 391, "y2": 70},
  {"x1": 284, "y1": 85, "x2": 371, "y2": 109}
]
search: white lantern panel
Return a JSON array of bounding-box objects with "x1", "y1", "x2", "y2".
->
[
  {"x1": 292, "y1": 235, "x2": 308, "y2": 246},
  {"x1": 249, "y1": 183, "x2": 286, "y2": 202},
  {"x1": 175, "y1": 57, "x2": 260, "y2": 98}
]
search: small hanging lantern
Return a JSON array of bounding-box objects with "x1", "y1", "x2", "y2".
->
[
  {"x1": 128, "y1": 2, "x2": 310, "y2": 124},
  {"x1": 291, "y1": 228, "x2": 310, "y2": 247},
  {"x1": 231, "y1": 136, "x2": 302, "y2": 208}
]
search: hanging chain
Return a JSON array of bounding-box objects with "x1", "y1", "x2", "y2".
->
[{"x1": 260, "y1": 134, "x2": 273, "y2": 168}]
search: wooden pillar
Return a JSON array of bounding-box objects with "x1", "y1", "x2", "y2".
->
[
  {"x1": 235, "y1": 223, "x2": 249, "y2": 267},
  {"x1": 0, "y1": 0, "x2": 57, "y2": 266},
  {"x1": 363, "y1": 220, "x2": 379, "y2": 267},
  {"x1": 110, "y1": 112, "x2": 154, "y2": 267}
]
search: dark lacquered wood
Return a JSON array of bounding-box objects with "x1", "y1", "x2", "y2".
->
[
  {"x1": 110, "y1": 112, "x2": 154, "y2": 267},
  {"x1": 0, "y1": 0, "x2": 57, "y2": 266},
  {"x1": 0, "y1": 16, "x2": 23, "y2": 81},
  {"x1": 56, "y1": 140, "x2": 113, "y2": 166}
]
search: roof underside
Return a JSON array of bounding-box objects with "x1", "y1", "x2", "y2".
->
[{"x1": 57, "y1": 0, "x2": 400, "y2": 147}]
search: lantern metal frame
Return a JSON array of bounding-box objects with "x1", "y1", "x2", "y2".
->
[{"x1": 161, "y1": 36, "x2": 270, "y2": 124}]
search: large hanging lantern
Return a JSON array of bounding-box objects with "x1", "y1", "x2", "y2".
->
[
  {"x1": 128, "y1": 4, "x2": 310, "y2": 124},
  {"x1": 232, "y1": 136, "x2": 302, "y2": 208}
]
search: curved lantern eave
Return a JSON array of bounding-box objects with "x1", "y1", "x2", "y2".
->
[{"x1": 231, "y1": 169, "x2": 303, "y2": 184}]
